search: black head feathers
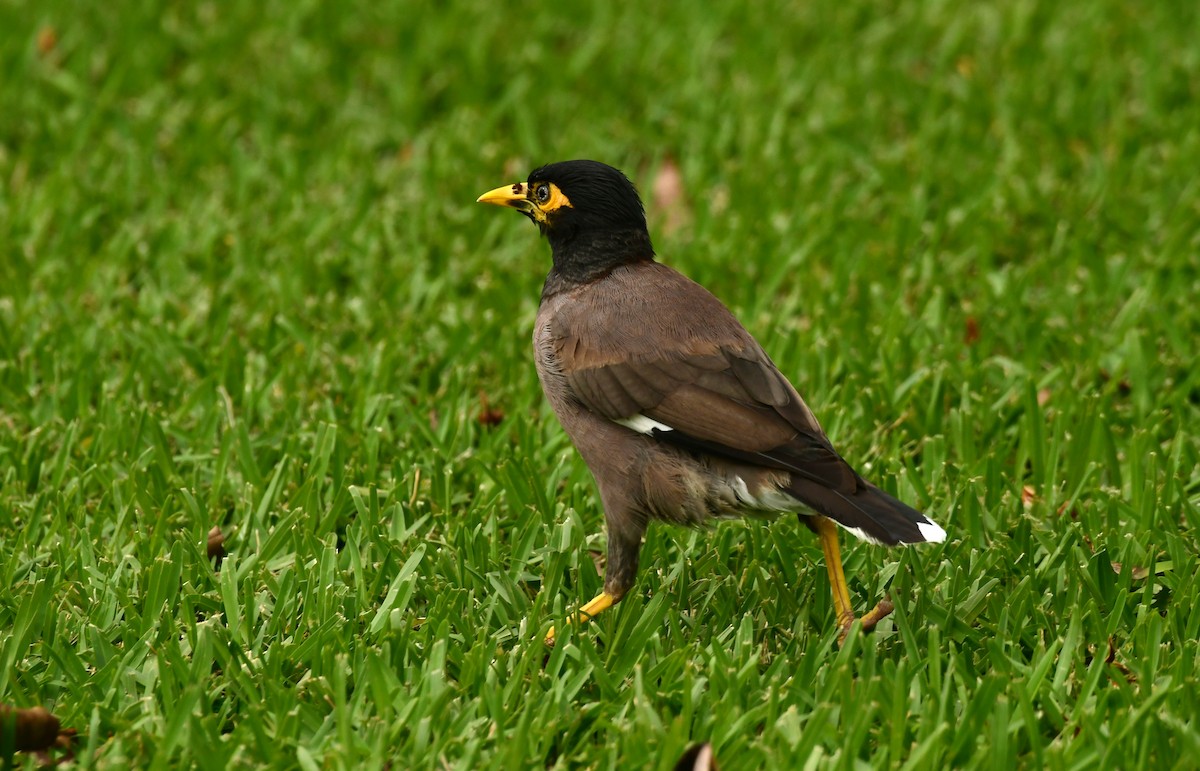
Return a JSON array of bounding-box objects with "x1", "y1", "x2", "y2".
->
[
  {"x1": 525, "y1": 160, "x2": 655, "y2": 283},
  {"x1": 527, "y1": 160, "x2": 648, "y2": 236}
]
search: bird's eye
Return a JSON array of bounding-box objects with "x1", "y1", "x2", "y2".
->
[{"x1": 535, "y1": 184, "x2": 550, "y2": 203}]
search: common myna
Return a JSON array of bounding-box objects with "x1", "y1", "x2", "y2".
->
[{"x1": 478, "y1": 160, "x2": 946, "y2": 645}]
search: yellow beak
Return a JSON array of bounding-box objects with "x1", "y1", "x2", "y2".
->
[{"x1": 476, "y1": 182, "x2": 533, "y2": 212}]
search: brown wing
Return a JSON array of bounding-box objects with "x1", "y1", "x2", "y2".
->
[
  {"x1": 562, "y1": 345, "x2": 859, "y2": 492},
  {"x1": 548, "y1": 263, "x2": 859, "y2": 493}
]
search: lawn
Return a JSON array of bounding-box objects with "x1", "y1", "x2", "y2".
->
[{"x1": 1, "y1": 0, "x2": 1198, "y2": 768}]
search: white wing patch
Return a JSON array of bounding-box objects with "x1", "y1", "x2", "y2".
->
[{"x1": 615, "y1": 414, "x2": 675, "y2": 435}]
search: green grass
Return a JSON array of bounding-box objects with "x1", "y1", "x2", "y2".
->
[{"x1": 1, "y1": 0, "x2": 1198, "y2": 768}]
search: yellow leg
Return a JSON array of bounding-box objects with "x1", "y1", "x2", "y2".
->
[
  {"x1": 815, "y1": 516, "x2": 895, "y2": 642},
  {"x1": 544, "y1": 591, "x2": 615, "y2": 646},
  {"x1": 815, "y1": 517, "x2": 855, "y2": 636}
]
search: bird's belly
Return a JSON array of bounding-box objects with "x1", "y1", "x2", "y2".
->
[{"x1": 636, "y1": 446, "x2": 801, "y2": 526}]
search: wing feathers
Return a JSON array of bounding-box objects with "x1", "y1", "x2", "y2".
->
[
  {"x1": 728, "y1": 353, "x2": 792, "y2": 406},
  {"x1": 607, "y1": 363, "x2": 663, "y2": 406},
  {"x1": 648, "y1": 385, "x2": 794, "y2": 451},
  {"x1": 561, "y1": 342, "x2": 858, "y2": 494}
]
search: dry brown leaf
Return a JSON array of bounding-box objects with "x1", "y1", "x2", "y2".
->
[
  {"x1": 652, "y1": 158, "x2": 690, "y2": 235},
  {"x1": 1111, "y1": 562, "x2": 1150, "y2": 581},
  {"x1": 964, "y1": 316, "x2": 980, "y2": 345},
  {"x1": 1104, "y1": 637, "x2": 1136, "y2": 683},
  {"x1": 476, "y1": 392, "x2": 504, "y2": 428},
  {"x1": 207, "y1": 525, "x2": 226, "y2": 563},
  {"x1": 36, "y1": 27, "x2": 57, "y2": 57}
]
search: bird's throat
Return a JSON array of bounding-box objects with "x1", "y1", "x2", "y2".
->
[{"x1": 543, "y1": 228, "x2": 655, "y2": 296}]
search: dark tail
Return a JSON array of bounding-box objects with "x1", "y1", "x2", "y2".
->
[{"x1": 787, "y1": 478, "x2": 946, "y2": 546}]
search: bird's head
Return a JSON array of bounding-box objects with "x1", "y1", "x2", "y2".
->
[{"x1": 477, "y1": 160, "x2": 653, "y2": 274}]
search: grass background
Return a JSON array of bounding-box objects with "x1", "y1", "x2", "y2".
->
[{"x1": 1, "y1": 0, "x2": 1198, "y2": 768}]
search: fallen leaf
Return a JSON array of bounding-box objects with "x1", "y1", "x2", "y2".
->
[
  {"x1": 1110, "y1": 562, "x2": 1150, "y2": 581},
  {"x1": 964, "y1": 316, "x2": 980, "y2": 345},
  {"x1": 207, "y1": 525, "x2": 226, "y2": 563},
  {"x1": 1104, "y1": 637, "x2": 1136, "y2": 683},
  {"x1": 652, "y1": 158, "x2": 690, "y2": 235},
  {"x1": 36, "y1": 27, "x2": 57, "y2": 57},
  {"x1": 477, "y1": 392, "x2": 504, "y2": 428}
]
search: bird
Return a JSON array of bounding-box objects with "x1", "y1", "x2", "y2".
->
[{"x1": 477, "y1": 160, "x2": 946, "y2": 645}]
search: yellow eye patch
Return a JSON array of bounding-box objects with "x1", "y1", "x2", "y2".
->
[{"x1": 534, "y1": 183, "x2": 572, "y2": 215}]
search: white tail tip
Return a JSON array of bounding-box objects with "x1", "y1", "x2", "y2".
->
[{"x1": 917, "y1": 519, "x2": 947, "y2": 543}]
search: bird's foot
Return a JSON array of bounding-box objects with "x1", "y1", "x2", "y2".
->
[
  {"x1": 859, "y1": 597, "x2": 895, "y2": 630},
  {"x1": 542, "y1": 591, "x2": 616, "y2": 646},
  {"x1": 836, "y1": 596, "x2": 895, "y2": 645}
]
